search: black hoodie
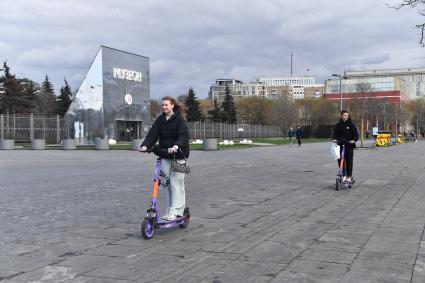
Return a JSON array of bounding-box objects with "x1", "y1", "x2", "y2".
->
[
  {"x1": 332, "y1": 117, "x2": 359, "y2": 148},
  {"x1": 141, "y1": 111, "x2": 189, "y2": 159}
]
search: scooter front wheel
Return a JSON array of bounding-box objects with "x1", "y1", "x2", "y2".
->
[{"x1": 141, "y1": 219, "x2": 155, "y2": 239}]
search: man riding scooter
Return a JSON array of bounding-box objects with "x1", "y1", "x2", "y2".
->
[{"x1": 332, "y1": 110, "x2": 359, "y2": 183}]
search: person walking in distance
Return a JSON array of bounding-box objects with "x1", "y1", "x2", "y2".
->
[
  {"x1": 332, "y1": 110, "x2": 359, "y2": 183},
  {"x1": 295, "y1": 126, "x2": 302, "y2": 146}
]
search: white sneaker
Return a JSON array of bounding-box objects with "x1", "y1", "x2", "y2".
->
[
  {"x1": 346, "y1": 177, "x2": 352, "y2": 182},
  {"x1": 342, "y1": 176, "x2": 347, "y2": 182}
]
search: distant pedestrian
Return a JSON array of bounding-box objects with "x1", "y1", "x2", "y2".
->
[
  {"x1": 288, "y1": 127, "x2": 294, "y2": 144},
  {"x1": 295, "y1": 126, "x2": 302, "y2": 146},
  {"x1": 365, "y1": 131, "x2": 369, "y2": 139}
]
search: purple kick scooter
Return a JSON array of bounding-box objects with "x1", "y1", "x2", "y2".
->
[{"x1": 140, "y1": 146, "x2": 190, "y2": 239}]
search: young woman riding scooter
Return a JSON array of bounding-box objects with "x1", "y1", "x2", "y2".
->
[{"x1": 139, "y1": 96, "x2": 190, "y2": 221}]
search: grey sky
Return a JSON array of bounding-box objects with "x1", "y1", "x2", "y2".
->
[{"x1": 0, "y1": 0, "x2": 424, "y2": 99}]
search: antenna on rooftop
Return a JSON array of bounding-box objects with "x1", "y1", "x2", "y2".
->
[{"x1": 290, "y1": 53, "x2": 293, "y2": 77}]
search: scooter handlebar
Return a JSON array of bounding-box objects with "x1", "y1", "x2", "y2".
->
[{"x1": 333, "y1": 139, "x2": 356, "y2": 144}]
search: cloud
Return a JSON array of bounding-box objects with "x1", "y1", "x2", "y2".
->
[{"x1": 1, "y1": 0, "x2": 424, "y2": 98}]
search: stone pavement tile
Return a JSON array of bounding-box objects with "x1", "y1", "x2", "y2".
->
[
  {"x1": 109, "y1": 236, "x2": 162, "y2": 248},
  {"x1": 362, "y1": 240, "x2": 419, "y2": 254},
  {"x1": 380, "y1": 218, "x2": 425, "y2": 229},
  {"x1": 361, "y1": 179, "x2": 390, "y2": 187},
  {"x1": 61, "y1": 225, "x2": 136, "y2": 240},
  {"x1": 4, "y1": 265, "x2": 82, "y2": 283},
  {"x1": 196, "y1": 206, "x2": 241, "y2": 220},
  {"x1": 85, "y1": 243, "x2": 146, "y2": 258},
  {"x1": 368, "y1": 227, "x2": 423, "y2": 244},
  {"x1": 210, "y1": 211, "x2": 269, "y2": 227},
  {"x1": 328, "y1": 223, "x2": 377, "y2": 236},
  {"x1": 412, "y1": 254, "x2": 425, "y2": 283},
  {"x1": 419, "y1": 240, "x2": 425, "y2": 254},
  {"x1": 298, "y1": 243, "x2": 358, "y2": 265},
  {"x1": 357, "y1": 249, "x2": 417, "y2": 265},
  {"x1": 190, "y1": 250, "x2": 241, "y2": 260},
  {"x1": 182, "y1": 228, "x2": 248, "y2": 244},
  {"x1": 153, "y1": 243, "x2": 202, "y2": 257},
  {"x1": 280, "y1": 221, "x2": 335, "y2": 237},
  {"x1": 341, "y1": 208, "x2": 389, "y2": 224},
  {"x1": 220, "y1": 232, "x2": 280, "y2": 255},
  {"x1": 270, "y1": 271, "x2": 339, "y2": 283},
  {"x1": 268, "y1": 233, "x2": 318, "y2": 250},
  {"x1": 34, "y1": 236, "x2": 112, "y2": 255},
  {"x1": 52, "y1": 254, "x2": 122, "y2": 274},
  {"x1": 0, "y1": 243, "x2": 40, "y2": 256},
  {"x1": 75, "y1": 276, "x2": 129, "y2": 282},
  {"x1": 309, "y1": 241, "x2": 361, "y2": 253},
  {"x1": 219, "y1": 260, "x2": 285, "y2": 276},
  {"x1": 203, "y1": 272, "x2": 274, "y2": 283},
  {"x1": 82, "y1": 254, "x2": 179, "y2": 281},
  {"x1": 139, "y1": 260, "x2": 226, "y2": 282},
  {"x1": 318, "y1": 231, "x2": 371, "y2": 247},
  {"x1": 0, "y1": 251, "x2": 58, "y2": 280},
  {"x1": 284, "y1": 259, "x2": 349, "y2": 282},
  {"x1": 240, "y1": 240, "x2": 303, "y2": 264},
  {"x1": 340, "y1": 259, "x2": 413, "y2": 283}
]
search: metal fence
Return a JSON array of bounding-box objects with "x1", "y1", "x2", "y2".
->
[
  {"x1": 0, "y1": 114, "x2": 284, "y2": 144},
  {"x1": 0, "y1": 114, "x2": 66, "y2": 144},
  {"x1": 188, "y1": 121, "x2": 283, "y2": 140}
]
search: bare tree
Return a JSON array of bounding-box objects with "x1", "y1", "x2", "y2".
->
[
  {"x1": 236, "y1": 96, "x2": 273, "y2": 125},
  {"x1": 149, "y1": 99, "x2": 161, "y2": 120},
  {"x1": 271, "y1": 95, "x2": 298, "y2": 137},
  {"x1": 389, "y1": 0, "x2": 425, "y2": 46},
  {"x1": 349, "y1": 82, "x2": 373, "y2": 146},
  {"x1": 407, "y1": 97, "x2": 425, "y2": 136}
]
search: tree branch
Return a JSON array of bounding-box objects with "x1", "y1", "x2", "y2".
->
[{"x1": 416, "y1": 23, "x2": 425, "y2": 46}]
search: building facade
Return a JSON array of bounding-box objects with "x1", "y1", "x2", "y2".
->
[
  {"x1": 257, "y1": 76, "x2": 318, "y2": 99},
  {"x1": 345, "y1": 67, "x2": 425, "y2": 99},
  {"x1": 65, "y1": 46, "x2": 150, "y2": 144},
  {"x1": 209, "y1": 76, "x2": 321, "y2": 101},
  {"x1": 324, "y1": 76, "x2": 411, "y2": 103},
  {"x1": 208, "y1": 79, "x2": 266, "y2": 102}
]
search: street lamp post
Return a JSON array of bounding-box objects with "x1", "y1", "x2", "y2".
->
[{"x1": 332, "y1": 74, "x2": 342, "y2": 111}]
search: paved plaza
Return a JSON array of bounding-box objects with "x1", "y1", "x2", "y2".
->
[{"x1": 1, "y1": 141, "x2": 425, "y2": 282}]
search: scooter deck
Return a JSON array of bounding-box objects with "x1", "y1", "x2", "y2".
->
[{"x1": 157, "y1": 217, "x2": 187, "y2": 228}]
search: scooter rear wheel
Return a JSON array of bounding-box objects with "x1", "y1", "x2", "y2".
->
[
  {"x1": 336, "y1": 177, "x2": 341, "y2": 191},
  {"x1": 179, "y1": 208, "x2": 190, "y2": 228},
  {"x1": 141, "y1": 219, "x2": 155, "y2": 239}
]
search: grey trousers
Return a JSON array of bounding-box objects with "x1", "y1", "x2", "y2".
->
[{"x1": 159, "y1": 158, "x2": 186, "y2": 216}]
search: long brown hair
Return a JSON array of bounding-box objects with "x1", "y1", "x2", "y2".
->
[{"x1": 162, "y1": 96, "x2": 186, "y2": 119}]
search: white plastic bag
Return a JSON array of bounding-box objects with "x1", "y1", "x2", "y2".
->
[{"x1": 330, "y1": 143, "x2": 340, "y2": 160}]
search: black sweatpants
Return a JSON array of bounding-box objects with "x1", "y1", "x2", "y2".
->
[{"x1": 337, "y1": 146, "x2": 354, "y2": 177}]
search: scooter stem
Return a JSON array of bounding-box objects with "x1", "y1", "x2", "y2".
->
[{"x1": 151, "y1": 158, "x2": 161, "y2": 199}]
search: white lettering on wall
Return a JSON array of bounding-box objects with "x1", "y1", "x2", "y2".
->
[{"x1": 113, "y1": 68, "x2": 143, "y2": 82}]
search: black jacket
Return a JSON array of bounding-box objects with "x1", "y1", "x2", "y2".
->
[
  {"x1": 141, "y1": 111, "x2": 190, "y2": 159},
  {"x1": 295, "y1": 128, "x2": 302, "y2": 138},
  {"x1": 332, "y1": 117, "x2": 359, "y2": 148}
]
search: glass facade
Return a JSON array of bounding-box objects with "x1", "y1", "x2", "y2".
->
[
  {"x1": 65, "y1": 46, "x2": 150, "y2": 144},
  {"x1": 326, "y1": 77, "x2": 397, "y2": 94}
]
